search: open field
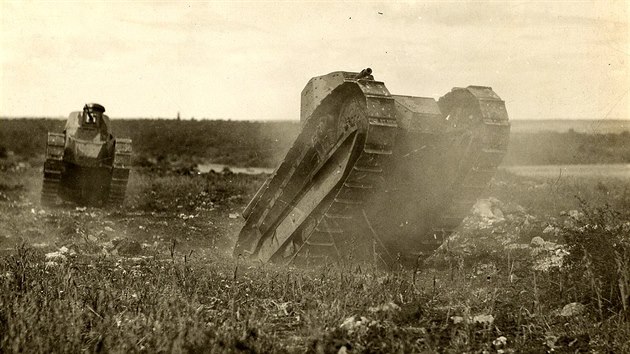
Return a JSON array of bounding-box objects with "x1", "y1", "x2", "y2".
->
[
  {"x1": 1, "y1": 118, "x2": 629, "y2": 352},
  {"x1": 510, "y1": 119, "x2": 629, "y2": 134},
  {"x1": 502, "y1": 164, "x2": 630, "y2": 179},
  {"x1": 1, "y1": 154, "x2": 629, "y2": 352},
  {"x1": 2, "y1": 118, "x2": 630, "y2": 167}
]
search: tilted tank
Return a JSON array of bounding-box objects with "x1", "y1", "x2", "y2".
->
[
  {"x1": 41, "y1": 103, "x2": 132, "y2": 206},
  {"x1": 233, "y1": 68, "x2": 510, "y2": 266}
]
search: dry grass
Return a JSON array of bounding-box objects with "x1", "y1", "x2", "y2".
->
[{"x1": 1, "y1": 167, "x2": 629, "y2": 353}]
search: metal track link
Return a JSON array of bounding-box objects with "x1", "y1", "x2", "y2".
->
[
  {"x1": 292, "y1": 218, "x2": 341, "y2": 263},
  {"x1": 108, "y1": 175, "x2": 128, "y2": 205},
  {"x1": 297, "y1": 83, "x2": 398, "y2": 264},
  {"x1": 41, "y1": 169, "x2": 62, "y2": 206}
]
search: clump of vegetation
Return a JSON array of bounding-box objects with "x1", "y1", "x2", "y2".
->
[
  {"x1": 561, "y1": 200, "x2": 630, "y2": 317},
  {"x1": 127, "y1": 171, "x2": 266, "y2": 211},
  {"x1": 0, "y1": 118, "x2": 64, "y2": 158}
]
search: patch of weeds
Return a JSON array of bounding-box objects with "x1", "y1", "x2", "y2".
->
[
  {"x1": 2, "y1": 243, "x2": 43, "y2": 293},
  {"x1": 561, "y1": 199, "x2": 630, "y2": 317},
  {"x1": 129, "y1": 172, "x2": 265, "y2": 212}
]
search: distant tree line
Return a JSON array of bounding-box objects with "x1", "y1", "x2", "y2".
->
[
  {"x1": 1, "y1": 118, "x2": 629, "y2": 166},
  {"x1": 504, "y1": 130, "x2": 630, "y2": 165},
  {"x1": 0, "y1": 119, "x2": 63, "y2": 159}
]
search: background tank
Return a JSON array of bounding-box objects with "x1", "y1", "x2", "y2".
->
[
  {"x1": 234, "y1": 69, "x2": 510, "y2": 266},
  {"x1": 41, "y1": 104, "x2": 132, "y2": 207}
]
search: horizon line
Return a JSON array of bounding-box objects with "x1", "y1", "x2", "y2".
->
[{"x1": 1, "y1": 116, "x2": 628, "y2": 122}]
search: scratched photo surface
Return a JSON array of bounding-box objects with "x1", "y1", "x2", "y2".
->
[{"x1": 1, "y1": 2, "x2": 629, "y2": 353}]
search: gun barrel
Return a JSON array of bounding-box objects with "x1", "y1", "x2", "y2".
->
[{"x1": 354, "y1": 68, "x2": 373, "y2": 80}]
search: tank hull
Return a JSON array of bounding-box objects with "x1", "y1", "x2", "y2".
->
[
  {"x1": 41, "y1": 127, "x2": 132, "y2": 207},
  {"x1": 234, "y1": 70, "x2": 510, "y2": 267}
]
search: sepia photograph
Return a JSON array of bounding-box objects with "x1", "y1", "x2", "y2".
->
[{"x1": 1, "y1": 1, "x2": 628, "y2": 352}]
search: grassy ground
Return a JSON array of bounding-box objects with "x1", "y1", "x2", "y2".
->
[{"x1": 1, "y1": 158, "x2": 629, "y2": 353}]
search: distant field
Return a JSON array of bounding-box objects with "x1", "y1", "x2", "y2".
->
[
  {"x1": 510, "y1": 119, "x2": 629, "y2": 133},
  {"x1": 1, "y1": 118, "x2": 630, "y2": 166},
  {"x1": 501, "y1": 164, "x2": 630, "y2": 178},
  {"x1": 3, "y1": 117, "x2": 628, "y2": 133}
]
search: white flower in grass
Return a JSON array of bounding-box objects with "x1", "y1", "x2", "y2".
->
[
  {"x1": 451, "y1": 316, "x2": 465, "y2": 324},
  {"x1": 45, "y1": 261, "x2": 60, "y2": 268},
  {"x1": 473, "y1": 314, "x2": 494, "y2": 324},
  {"x1": 340, "y1": 316, "x2": 375, "y2": 334},
  {"x1": 493, "y1": 336, "x2": 507, "y2": 347},
  {"x1": 45, "y1": 251, "x2": 66, "y2": 261}
]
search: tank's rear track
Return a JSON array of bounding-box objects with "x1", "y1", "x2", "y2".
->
[{"x1": 234, "y1": 70, "x2": 510, "y2": 267}]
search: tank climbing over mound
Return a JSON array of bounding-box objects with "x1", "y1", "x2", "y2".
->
[{"x1": 234, "y1": 68, "x2": 510, "y2": 267}]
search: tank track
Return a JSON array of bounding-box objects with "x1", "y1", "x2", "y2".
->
[
  {"x1": 410, "y1": 119, "x2": 510, "y2": 260},
  {"x1": 288, "y1": 95, "x2": 398, "y2": 265},
  {"x1": 107, "y1": 138, "x2": 132, "y2": 206},
  {"x1": 237, "y1": 79, "x2": 398, "y2": 264},
  {"x1": 41, "y1": 133, "x2": 65, "y2": 206}
]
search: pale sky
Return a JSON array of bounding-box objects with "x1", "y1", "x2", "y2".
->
[{"x1": 1, "y1": 1, "x2": 628, "y2": 120}]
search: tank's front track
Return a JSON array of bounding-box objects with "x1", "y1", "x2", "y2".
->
[{"x1": 234, "y1": 78, "x2": 397, "y2": 264}]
